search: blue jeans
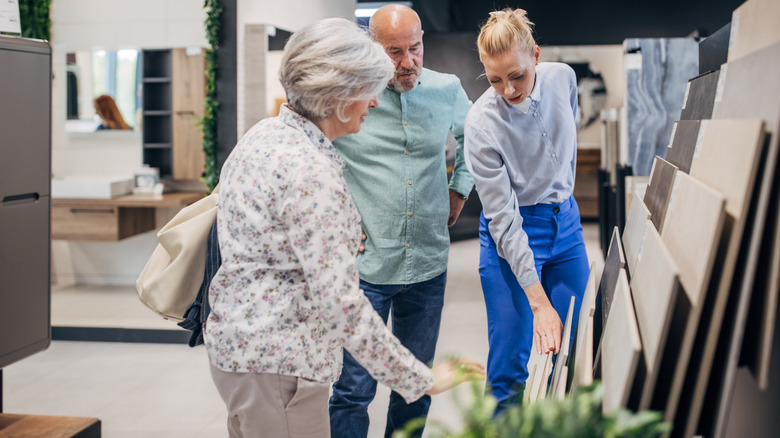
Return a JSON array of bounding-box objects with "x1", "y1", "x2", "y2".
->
[
  {"x1": 479, "y1": 196, "x2": 589, "y2": 412},
  {"x1": 329, "y1": 271, "x2": 447, "y2": 438}
]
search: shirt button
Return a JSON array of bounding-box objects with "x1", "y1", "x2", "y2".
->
[
  {"x1": 533, "y1": 112, "x2": 538, "y2": 117},
  {"x1": 408, "y1": 212, "x2": 413, "y2": 216},
  {"x1": 408, "y1": 180, "x2": 412, "y2": 185},
  {"x1": 403, "y1": 121, "x2": 408, "y2": 126},
  {"x1": 406, "y1": 243, "x2": 411, "y2": 248},
  {"x1": 542, "y1": 132, "x2": 547, "y2": 137},
  {"x1": 552, "y1": 153, "x2": 557, "y2": 158},
  {"x1": 405, "y1": 150, "x2": 410, "y2": 155}
]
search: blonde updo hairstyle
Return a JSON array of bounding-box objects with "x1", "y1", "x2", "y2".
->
[
  {"x1": 279, "y1": 18, "x2": 394, "y2": 123},
  {"x1": 477, "y1": 8, "x2": 536, "y2": 60}
]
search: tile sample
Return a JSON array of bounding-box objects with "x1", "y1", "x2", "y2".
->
[
  {"x1": 570, "y1": 263, "x2": 596, "y2": 391},
  {"x1": 624, "y1": 176, "x2": 649, "y2": 217},
  {"x1": 629, "y1": 223, "x2": 682, "y2": 412},
  {"x1": 593, "y1": 227, "x2": 626, "y2": 362},
  {"x1": 658, "y1": 171, "x2": 726, "y2": 433},
  {"x1": 550, "y1": 296, "x2": 575, "y2": 399},
  {"x1": 664, "y1": 120, "x2": 701, "y2": 174},
  {"x1": 623, "y1": 38, "x2": 698, "y2": 176},
  {"x1": 679, "y1": 70, "x2": 720, "y2": 121},
  {"x1": 622, "y1": 193, "x2": 651, "y2": 275},
  {"x1": 699, "y1": 22, "x2": 730, "y2": 75},
  {"x1": 707, "y1": 40, "x2": 780, "y2": 436},
  {"x1": 644, "y1": 156, "x2": 678, "y2": 232},
  {"x1": 727, "y1": 0, "x2": 780, "y2": 62},
  {"x1": 601, "y1": 269, "x2": 641, "y2": 414}
]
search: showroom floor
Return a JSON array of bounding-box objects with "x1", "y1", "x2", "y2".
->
[{"x1": 2, "y1": 224, "x2": 603, "y2": 438}]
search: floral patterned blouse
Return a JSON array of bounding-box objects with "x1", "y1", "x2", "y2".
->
[{"x1": 203, "y1": 105, "x2": 433, "y2": 403}]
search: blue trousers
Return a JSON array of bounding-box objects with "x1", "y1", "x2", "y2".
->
[
  {"x1": 329, "y1": 271, "x2": 447, "y2": 438},
  {"x1": 479, "y1": 196, "x2": 589, "y2": 411}
]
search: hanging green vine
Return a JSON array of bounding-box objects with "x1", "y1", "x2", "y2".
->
[
  {"x1": 18, "y1": 0, "x2": 51, "y2": 40},
  {"x1": 202, "y1": 0, "x2": 223, "y2": 192}
]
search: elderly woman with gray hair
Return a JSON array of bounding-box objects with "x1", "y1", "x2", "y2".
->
[{"x1": 203, "y1": 18, "x2": 484, "y2": 438}]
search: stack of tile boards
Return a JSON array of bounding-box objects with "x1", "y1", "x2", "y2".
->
[{"x1": 525, "y1": 1, "x2": 780, "y2": 436}]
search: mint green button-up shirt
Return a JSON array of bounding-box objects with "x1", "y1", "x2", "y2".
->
[{"x1": 333, "y1": 68, "x2": 474, "y2": 285}]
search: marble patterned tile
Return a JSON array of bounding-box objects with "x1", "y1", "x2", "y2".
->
[
  {"x1": 644, "y1": 156, "x2": 678, "y2": 232},
  {"x1": 623, "y1": 38, "x2": 699, "y2": 176},
  {"x1": 679, "y1": 70, "x2": 719, "y2": 121},
  {"x1": 622, "y1": 195, "x2": 651, "y2": 275},
  {"x1": 664, "y1": 120, "x2": 701, "y2": 174},
  {"x1": 601, "y1": 269, "x2": 641, "y2": 413},
  {"x1": 629, "y1": 224, "x2": 682, "y2": 411},
  {"x1": 727, "y1": 0, "x2": 780, "y2": 62}
]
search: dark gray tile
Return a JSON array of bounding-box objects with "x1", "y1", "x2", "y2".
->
[
  {"x1": 679, "y1": 70, "x2": 720, "y2": 121},
  {"x1": 665, "y1": 120, "x2": 701, "y2": 174},
  {"x1": 644, "y1": 157, "x2": 678, "y2": 232}
]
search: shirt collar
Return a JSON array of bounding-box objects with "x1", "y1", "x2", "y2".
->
[
  {"x1": 278, "y1": 104, "x2": 344, "y2": 168},
  {"x1": 508, "y1": 72, "x2": 541, "y2": 114}
]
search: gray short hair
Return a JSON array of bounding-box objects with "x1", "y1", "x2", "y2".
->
[{"x1": 279, "y1": 18, "x2": 393, "y2": 122}]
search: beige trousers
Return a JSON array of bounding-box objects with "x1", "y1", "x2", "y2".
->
[{"x1": 210, "y1": 365, "x2": 331, "y2": 438}]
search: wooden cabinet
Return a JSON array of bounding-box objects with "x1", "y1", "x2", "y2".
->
[
  {"x1": 51, "y1": 192, "x2": 204, "y2": 241},
  {"x1": 142, "y1": 48, "x2": 205, "y2": 180}
]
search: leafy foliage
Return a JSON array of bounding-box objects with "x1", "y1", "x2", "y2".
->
[
  {"x1": 393, "y1": 381, "x2": 670, "y2": 438},
  {"x1": 202, "y1": 0, "x2": 223, "y2": 192},
  {"x1": 18, "y1": 0, "x2": 50, "y2": 40}
]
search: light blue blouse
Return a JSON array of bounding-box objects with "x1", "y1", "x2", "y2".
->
[{"x1": 465, "y1": 62, "x2": 579, "y2": 288}]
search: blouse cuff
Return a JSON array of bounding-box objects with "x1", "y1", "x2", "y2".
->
[{"x1": 518, "y1": 270, "x2": 540, "y2": 290}]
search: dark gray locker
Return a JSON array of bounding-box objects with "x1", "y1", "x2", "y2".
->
[{"x1": 0, "y1": 35, "x2": 51, "y2": 369}]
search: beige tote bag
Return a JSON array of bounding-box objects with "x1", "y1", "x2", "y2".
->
[{"x1": 136, "y1": 186, "x2": 219, "y2": 321}]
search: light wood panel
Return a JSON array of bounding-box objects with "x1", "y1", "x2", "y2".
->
[
  {"x1": 630, "y1": 222, "x2": 682, "y2": 411},
  {"x1": 707, "y1": 40, "x2": 780, "y2": 437},
  {"x1": 644, "y1": 156, "x2": 678, "y2": 232},
  {"x1": 550, "y1": 295, "x2": 575, "y2": 399},
  {"x1": 727, "y1": 0, "x2": 780, "y2": 62},
  {"x1": 570, "y1": 263, "x2": 596, "y2": 391},
  {"x1": 622, "y1": 192, "x2": 651, "y2": 275},
  {"x1": 172, "y1": 47, "x2": 206, "y2": 180},
  {"x1": 658, "y1": 171, "x2": 726, "y2": 435},
  {"x1": 679, "y1": 119, "x2": 768, "y2": 438},
  {"x1": 601, "y1": 269, "x2": 641, "y2": 414}
]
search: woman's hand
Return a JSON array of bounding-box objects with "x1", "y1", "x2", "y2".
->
[
  {"x1": 427, "y1": 358, "x2": 486, "y2": 395},
  {"x1": 533, "y1": 304, "x2": 563, "y2": 354},
  {"x1": 524, "y1": 282, "x2": 563, "y2": 355}
]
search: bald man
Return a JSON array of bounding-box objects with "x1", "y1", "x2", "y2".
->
[{"x1": 329, "y1": 5, "x2": 474, "y2": 438}]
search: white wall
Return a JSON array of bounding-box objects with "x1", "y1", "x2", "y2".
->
[{"x1": 236, "y1": 0, "x2": 357, "y2": 135}]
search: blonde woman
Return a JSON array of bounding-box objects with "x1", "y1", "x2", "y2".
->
[
  {"x1": 464, "y1": 9, "x2": 589, "y2": 412},
  {"x1": 204, "y1": 18, "x2": 484, "y2": 438}
]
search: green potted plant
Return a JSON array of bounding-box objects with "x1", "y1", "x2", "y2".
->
[{"x1": 393, "y1": 381, "x2": 670, "y2": 438}]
